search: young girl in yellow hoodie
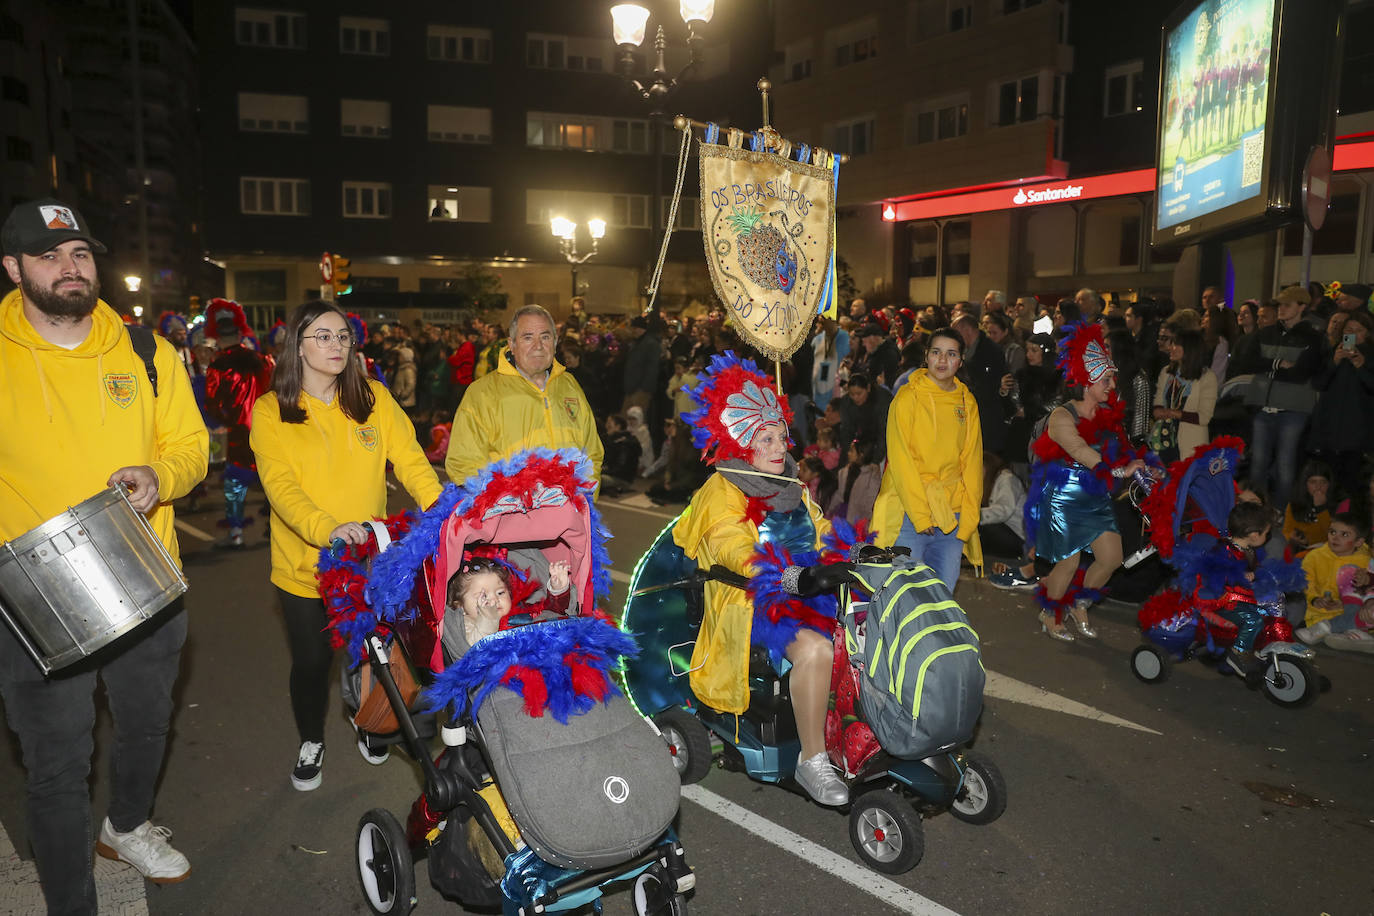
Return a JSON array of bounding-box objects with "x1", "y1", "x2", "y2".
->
[
  {"x1": 871, "y1": 327, "x2": 983, "y2": 592},
  {"x1": 250, "y1": 301, "x2": 441, "y2": 791}
]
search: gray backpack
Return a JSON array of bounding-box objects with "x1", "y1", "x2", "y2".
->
[{"x1": 843, "y1": 559, "x2": 985, "y2": 760}]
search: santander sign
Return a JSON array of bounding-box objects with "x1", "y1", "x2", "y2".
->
[
  {"x1": 1013, "y1": 184, "x2": 1083, "y2": 205},
  {"x1": 889, "y1": 169, "x2": 1155, "y2": 221}
]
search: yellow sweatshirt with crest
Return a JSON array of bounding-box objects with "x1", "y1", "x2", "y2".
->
[
  {"x1": 0, "y1": 290, "x2": 208, "y2": 562},
  {"x1": 251, "y1": 381, "x2": 443, "y2": 597}
]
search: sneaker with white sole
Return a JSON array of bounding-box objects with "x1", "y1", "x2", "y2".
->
[
  {"x1": 95, "y1": 818, "x2": 190, "y2": 884},
  {"x1": 291, "y1": 740, "x2": 324, "y2": 791},
  {"x1": 1323, "y1": 628, "x2": 1374, "y2": 653},
  {"x1": 356, "y1": 729, "x2": 390, "y2": 766},
  {"x1": 988, "y1": 567, "x2": 1038, "y2": 590},
  {"x1": 794, "y1": 751, "x2": 849, "y2": 806},
  {"x1": 1294, "y1": 620, "x2": 1331, "y2": 645}
]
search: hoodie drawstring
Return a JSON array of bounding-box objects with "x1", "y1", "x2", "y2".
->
[{"x1": 27, "y1": 348, "x2": 55, "y2": 423}]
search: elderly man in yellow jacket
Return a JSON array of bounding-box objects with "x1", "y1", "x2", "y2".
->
[
  {"x1": 871, "y1": 327, "x2": 983, "y2": 592},
  {"x1": 445, "y1": 304, "x2": 603, "y2": 486},
  {"x1": 0, "y1": 198, "x2": 208, "y2": 912}
]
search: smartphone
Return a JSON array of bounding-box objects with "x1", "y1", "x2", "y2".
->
[{"x1": 1342, "y1": 331, "x2": 1358, "y2": 351}]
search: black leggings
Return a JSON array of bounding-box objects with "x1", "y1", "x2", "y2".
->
[{"x1": 276, "y1": 587, "x2": 336, "y2": 744}]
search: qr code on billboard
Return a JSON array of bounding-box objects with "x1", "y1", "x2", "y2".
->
[{"x1": 1241, "y1": 132, "x2": 1263, "y2": 187}]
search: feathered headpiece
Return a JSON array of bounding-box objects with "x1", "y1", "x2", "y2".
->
[
  {"x1": 347, "y1": 313, "x2": 368, "y2": 348},
  {"x1": 264, "y1": 319, "x2": 288, "y2": 351},
  {"x1": 1056, "y1": 320, "x2": 1116, "y2": 388},
  {"x1": 157, "y1": 311, "x2": 188, "y2": 338},
  {"x1": 204, "y1": 297, "x2": 252, "y2": 340},
  {"x1": 682, "y1": 351, "x2": 792, "y2": 465}
]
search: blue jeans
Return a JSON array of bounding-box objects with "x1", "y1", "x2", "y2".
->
[
  {"x1": 893, "y1": 515, "x2": 964, "y2": 593},
  {"x1": 0, "y1": 600, "x2": 187, "y2": 916},
  {"x1": 1249, "y1": 410, "x2": 1308, "y2": 510}
]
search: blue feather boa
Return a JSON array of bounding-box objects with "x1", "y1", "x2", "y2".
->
[
  {"x1": 421, "y1": 617, "x2": 639, "y2": 723},
  {"x1": 1177, "y1": 541, "x2": 1306, "y2": 606},
  {"x1": 746, "y1": 544, "x2": 838, "y2": 665}
]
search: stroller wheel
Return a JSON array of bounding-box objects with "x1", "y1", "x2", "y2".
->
[
  {"x1": 653, "y1": 707, "x2": 713, "y2": 785},
  {"x1": 1130, "y1": 644, "x2": 1172, "y2": 684},
  {"x1": 632, "y1": 868, "x2": 689, "y2": 916},
  {"x1": 849, "y1": 790, "x2": 924, "y2": 874},
  {"x1": 357, "y1": 808, "x2": 416, "y2": 915},
  {"x1": 949, "y1": 754, "x2": 1007, "y2": 825},
  {"x1": 1262, "y1": 656, "x2": 1319, "y2": 709}
]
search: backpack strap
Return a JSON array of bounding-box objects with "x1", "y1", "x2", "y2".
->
[{"x1": 127, "y1": 325, "x2": 159, "y2": 397}]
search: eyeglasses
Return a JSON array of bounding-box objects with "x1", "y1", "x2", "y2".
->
[{"x1": 303, "y1": 330, "x2": 355, "y2": 348}]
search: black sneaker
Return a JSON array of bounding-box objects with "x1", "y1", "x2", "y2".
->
[
  {"x1": 356, "y1": 729, "x2": 389, "y2": 766},
  {"x1": 291, "y1": 741, "x2": 324, "y2": 791}
]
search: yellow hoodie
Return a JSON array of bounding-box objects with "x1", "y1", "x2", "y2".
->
[
  {"x1": 444, "y1": 348, "x2": 604, "y2": 486},
  {"x1": 251, "y1": 380, "x2": 443, "y2": 597},
  {"x1": 0, "y1": 290, "x2": 208, "y2": 563},
  {"x1": 871, "y1": 369, "x2": 983, "y2": 545}
]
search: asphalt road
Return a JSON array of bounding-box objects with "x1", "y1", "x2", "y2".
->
[{"x1": 2, "y1": 485, "x2": 1371, "y2": 916}]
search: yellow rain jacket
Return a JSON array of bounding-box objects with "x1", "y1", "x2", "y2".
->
[
  {"x1": 672, "y1": 472, "x2": 831, "y2": 716},
  {"x1": 0, "y1": 290, "x2": 208, "y2": 562},
  {"x1": 444, "y1": 349, "x2": 603, "y2": 486},
  {"x1": 871, "y1": 369, "x2": 984, "y2": 569},
  {"x1": 251, "y1": 381, "x2": 442, "y2": 597}
]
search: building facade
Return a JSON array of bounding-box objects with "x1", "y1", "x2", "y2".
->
[{"x1": 197, "y1": 0, "x2": 771, "y2": 330}]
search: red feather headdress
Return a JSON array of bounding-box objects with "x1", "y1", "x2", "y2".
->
[
  {"x1": 681, "y1": 351, "x2": 792, "y2": 465},
  {"x1": 1056, "y1": 320, "x2": 1116, "y2": 388},
  {"x1": 204, "y1": 297, "x2": 252, "y2": 340}
]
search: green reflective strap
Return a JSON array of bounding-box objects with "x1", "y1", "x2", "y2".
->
[
  {"x1": 905, "y1": 645, "x2": 980, "y2": 718},
  {"x1": 891, "y1": 623, "x2": 976, "y2": 699}
]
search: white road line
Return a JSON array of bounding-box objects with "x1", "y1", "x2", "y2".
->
[
  {"x1": 0, "y1": 818, "x2": 148, "y2": 915},
  {"x1": 610, "y1": 570, "x2": 632, "y2": 584},
  {"x1": 174, "y1": 519, "x2": 214, "y2": 542},
  {"x1": 983, "y1": 671, "x2": 1162, "y2": 735},
  {"x1": 599, "y1": 497, "x2": 679, "y2": 521},
  {"x1": 682, "y1": 784, "x2": 961, "y2": 915}
]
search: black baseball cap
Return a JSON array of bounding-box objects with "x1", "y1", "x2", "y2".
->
[{"x1": 2, "y1": 198, "x2": 108, "y2": 257}]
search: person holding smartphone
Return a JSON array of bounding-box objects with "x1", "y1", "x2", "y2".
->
[{"x1": 1309, "y1": 309, "x2": 1374, "y2": 499}]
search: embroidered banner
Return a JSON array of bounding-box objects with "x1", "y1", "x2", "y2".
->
[{"x1": 699, "y1": 131, "x2": 838, "y2": 361}]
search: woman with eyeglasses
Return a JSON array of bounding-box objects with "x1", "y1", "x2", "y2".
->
[{"x1": 250, "y1": 301, "x2": 442, "y2": 792}]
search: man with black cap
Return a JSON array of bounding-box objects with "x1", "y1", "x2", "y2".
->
[
  {"x1": 854, "y1": 321, "x2": 900, "y2": 390},
  {"x1": 1334, "y1": 282, "x2": 1371, "y2": 316},
  {"x1": 0, "y1": 199, "x2": 207, "y2": 911}
]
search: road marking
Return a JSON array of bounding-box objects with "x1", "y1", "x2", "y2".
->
[
  {"x1": 174, "y1": 519, "x2": 214, "y2": 542},
  {"x1": 598, "y1": 497, "x2": 679, "y2": 521},
  {"x1": 983, "y1": 671, "x2": 1162, "y2": 735},
  {"x1": 682, "y1": 784, "x2": 960, "y2": 915},
  {"x1": 0, "y1": 818, "x2": 148, "y2": 914},
  {"x1": 610, "y1": 570, "x2": 632, "y2": 584}
]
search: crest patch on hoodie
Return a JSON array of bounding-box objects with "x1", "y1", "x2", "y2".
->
[
  {"x1": 104, "y1": 372, "x2": 138, "y2": 408},
  {"x1": 563, "y1": 397, "x2": 579, "y2": 421},
  {"x1": 356, "y1": 425, "x2": 379, "y2": 451}
]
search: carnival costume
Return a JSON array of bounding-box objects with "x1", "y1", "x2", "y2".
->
[
  {"x1": 347, "y1": 313, "x2": 387, "y2": 385},
  {"x1": 1024, "y1": 321, "x2": 1160, "y2": 623},
  {"x1": 671, "y1": 352, "x2": 861, "y2": 717},
  {"x1": 204, "y1": 298, "x2": 274, "y2": 545}
]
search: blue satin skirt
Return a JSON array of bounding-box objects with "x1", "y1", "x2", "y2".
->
[{"x1": 1033, "y1": 465, "x2": 1117, "y2": 563}]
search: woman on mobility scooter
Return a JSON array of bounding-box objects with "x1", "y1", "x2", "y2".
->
[
  {"x1": 673, "y1": 353, "x2": 858, "y2": 806},
  {"x1": 1026, "y1": 321, "x2": 1162, "y2": 641}
]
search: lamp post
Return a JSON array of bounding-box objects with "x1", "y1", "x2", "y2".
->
[
  {"x1": 551, "y1": 217, "x2": 607, "y2": 302},
  {"x1": 124, "y1": 274, "x2": 143, "y2": 321}
]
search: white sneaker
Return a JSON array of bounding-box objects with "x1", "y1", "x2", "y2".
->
[
  {"x1": 291, "y1": 740, "x2": 324, "y2": 791},
  {"x1": 1295, "y1": 620, "x2": 1331, "y2": 645},
  {"x1": 794, "y1": 751, "x2": 849, "y2": 806},
  {"x1": 95, "y1": 818, "x2": 190, "y2": 884}
]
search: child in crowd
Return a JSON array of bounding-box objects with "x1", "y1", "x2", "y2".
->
[
  {"x1": 1296, "y1": 512, "x2": 1372, "y2": 644},
  {"x1": 1324, "y1": 558, "x2": 1374, "y2": 652},
  {"x1": 803, "y1": 427, "x2": 842, "y2": 472},
  {"x1": 1195, "y1": 502, "x2": 1277, "y2": 676},
  {"x1": 827, "y1": 440, "x2": 882, "y2": 526},
  {"x1": 625, "y1": 406, "x2": 654, "y2": 477},
  {"x1": 1283, "y1": 461, "x2": 1334, "y2": 556},
  {"x1": 978, "y1": 452, "x2": 1028, "y2": 563},
  {"x1": 447, "y1": 557, "x2": 571, "y2": 648},
  {"x1": 798, "y1": 456, "x2": 836, "y2": 510}
]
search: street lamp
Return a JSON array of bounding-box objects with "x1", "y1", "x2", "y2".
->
[
  {"x1": 609, "y1": 1, "x2": 714, "y2": 115},
  {"x1": 124, "y1": 275, "x2": 142, "y2": 292},
  {"x1": 550, "y1": 217, "x2": 606, "y2": 301}
]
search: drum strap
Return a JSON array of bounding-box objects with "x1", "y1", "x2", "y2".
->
[{"x1": 127, "y1": 325, "x2": 159, "y2": 397}]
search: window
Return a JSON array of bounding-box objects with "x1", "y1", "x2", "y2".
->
[
  {"x1": 910, "y1": 1, "x2": 976, "y2": 40},
  {"x1": 782, "y1": 39, "x2": 812, "y2": 82},
  {"x1": 235, "y1": 8, "x2": 306, "y2": 49},
  {"x1": 942, "y1": 219, "x2": 971, "y2": 276},
  {"x1": 526, "y1": 189, "x2": 648, "y2": 229},
  {"x1": 427, "y1": 185, "x2": 491, "y2": 222},
  {"x1": 238, "y1": 93, "x2": 308, "y2": 133},
  {"x1": 826, "y1": 116, "x2": 876, "y2": 156},
  {"x1": 343, "y1": 181, "x2": 391, "y2": 219},
  {"x1": 1023, "y1": 206, "x2": 1075, "y2": 276},
  {"x1": 526, "y1": 112, "x2": 645, "y2": 152},
  {"x1": 341, "y1": 99, "x2": 390, "y2": 138},
  {"x1": 829, "y1": 17, "x2": 877, "y2": 68},
  {"x1": 426, "y1": 25, "x2": 492, "y2": 63},
  {"x1": 906, "y1": 95, "x2": 969, "y2": 145},
  {"x1": 663, "y1": 197, "x2": 700, "y2": 231},
  {"x1": 5, "y1": 136, "x2": 32, "y2": 162},
  {"x1": 612, "y1": 194, "x2": 650, "y2": 228},
  {"x1": 996, "y1": 73, "x2": 1041, "y2": 126},
  {"x1": 234, "y1": 269, "x2": 288, "y2": 302},
  {"x1": 340, "y1": 16, "x2": 388, "y2": 56},
  {"x1": 240, "y1": 177, "x2": 310, "y2": 215},
  {"x1": 2, "y1": 76, "x2": 29, "y2": 105},
  {"x1": 427, "y1": 105, "x2": 491, "y2": 143},
  {"x1": 948, "y1": 2, "x2": 973, "y2": 32},
  {"x1": 1284, "y1": 178, "x2": 1363, "y2": 256},
  {"x1": 0, "y1": 15, "x2": 25, "y2": 46},
  {"x1": 1082, "y1": 201, "x2": 1142, "y2": 271},
  {"x1": 1104, "y1": 60, "x2": 1145, "y2": 117},
  {"x1": 1001, "y1": 0, "x2": 1043, "y2": 12},
  {"x1": 527, "y1": 33, "x2": 609, "y2": 72},
  {"x1": 611, "y1": 118, "x2": 649, "y2": 153}
]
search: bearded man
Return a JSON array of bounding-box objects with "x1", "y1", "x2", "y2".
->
[{"x1": 0, "y1": 198, "x2": 208, "y2": 913}]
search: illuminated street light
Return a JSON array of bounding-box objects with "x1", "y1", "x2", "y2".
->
[
  {"x1": 124, "y1": 275, "x2": 142, "y2": 292},
  {"x1": 550, "y1": 216, "x2": 605, "y2": 301}
]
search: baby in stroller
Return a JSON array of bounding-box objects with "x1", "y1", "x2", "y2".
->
[{"x1": 325, "y1": 448, "x2": 693, "y2": 916}]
